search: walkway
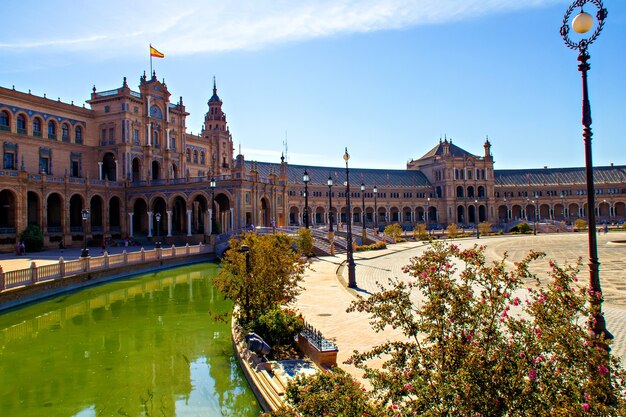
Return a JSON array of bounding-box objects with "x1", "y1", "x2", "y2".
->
[{"x1": 296, "y1": 232, "x2": 626, "y2": 384}]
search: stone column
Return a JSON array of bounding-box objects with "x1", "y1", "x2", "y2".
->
[
  {"x1": 186, "y1": 209, "x2": 192, "y2": 236},
  {"x1": 98, "y1": 162, "x2": 103, "y2": 180},
  {"x1": 128, "y1": 212, "x2": 134, "y2": 238},
  {"x1": 167, "y1": 210, "x2": 173, "y2": 237},
  {"x1": 230, "y1": 207, "x2": 234, "y2": 232},
  {"x1": 206, "y1": 209, "x2": 212, "y2": 235},
  {"x1": 147, "y1": 211, "x2": 153, "y2": 237},
  {"x1": 114, "y1": 160, "x2": 119, "y2": 182}
]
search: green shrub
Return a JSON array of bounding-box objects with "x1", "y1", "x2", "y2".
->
[
  {"x1": 20, "y1": 224, "x2": 44, "y2": 252},
  {"x1": 575, "y1": 218, "x2": 588, "y2": 230},
  {"x1": 511, "y1": 222, "x2": 532, "y2": 234},
  {"x1": 250, "y1": 307, "x2": 304, "y2": 347},
  {"x1": 356, "y1": 241, "x2": 387, "y2": 252}
]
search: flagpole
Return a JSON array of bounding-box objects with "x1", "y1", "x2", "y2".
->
[{"x1": 149, "y1": 44, "x2": 153, "y2": 76}]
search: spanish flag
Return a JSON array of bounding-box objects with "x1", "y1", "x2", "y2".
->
[{"x1": 150, "y1": 45, "x2": 165, "y2": 58}]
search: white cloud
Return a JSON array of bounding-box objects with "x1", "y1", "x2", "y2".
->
[{"x1": 0, "y1": 0, "x2": 560, "y2": 55}]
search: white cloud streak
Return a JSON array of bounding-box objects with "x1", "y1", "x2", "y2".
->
[{"x1": 0, "y1": 0, "x2": 561, "y2": 55}]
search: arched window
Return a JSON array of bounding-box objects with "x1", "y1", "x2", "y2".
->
[
  {"x1": 75, "y1": 126, "x2": 83, "y2": 144},
  {"x1": 16, "y1": 114, "x2": 26, "y2": 134},
  {"x1": 33, "y1": 118, "x2": 42, "y2": 137},
  {"x1": 456, "y1": 186, "x2": 464, "y2": 198},
  {"x1": 0, "y1": 110, "x2": 9, "y2": 131},
  {"x1": 48, "y1": 121, "x2": 57, "y2": 139},
  {"x1": 200, "y1": 152, "x2": 205, "y2": 165},
  {"x1": 61, "y1": 123, "x2": 70, "y2": 142},
  {"x1": 154, "y1": 131, "x2": 160, "y2": 148},
  {"x1": 193, "y1": 150, "x2": 198, "y2": 164},
  {"x1": 186, "y1": 149, "x2": 191, "y2": 162}
]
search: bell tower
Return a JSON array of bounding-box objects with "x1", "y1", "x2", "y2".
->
[{"x1": 200, "y1": 77, "x2": 233, "y2": 176}]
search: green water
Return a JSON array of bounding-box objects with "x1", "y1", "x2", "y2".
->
[{"x1": 0, "y1": 263, "x2": 261, "y2": 417}]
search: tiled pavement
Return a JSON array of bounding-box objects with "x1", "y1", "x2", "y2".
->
[{"x1": 295, "y1": 232, "x2": 626, "y2": 383}]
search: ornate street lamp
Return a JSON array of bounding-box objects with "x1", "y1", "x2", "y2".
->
[
  {"x1": 531, "y1": 198, "x2": 537, "y2": 236},
  {"x1": 373, "y1": 185, "x2": 378, "y2": 230},
  {"x1": 303, "y1": 170, "x2": 310, "y2": 229},
  {"x1": 474, "y1": 199, "x2": 480, "y2": 239},
  {"x1": 210, "y1": 177, "x2": 216, "y2": 234},
  {"x1": 155, "y1": 212, "x2": 161, "y2": 248},
  {"x1": 344, "y1": 148, "x2": 356, "y2": 288},
  {"x1": 327, "y1": 176, "x2": 334, "y2": 233},
  {"x1": 504, "y1": 197, "x2": 509, "y2": 222},
  {"x1": 561, "y1": 0, "x2": 612, "y2": 347},
  {"x1": 360, "y1": 183, "x2": 366, "y2": 241},
  {"x1": 81, "y1": 208, "x2": 89, "y2": 257}
]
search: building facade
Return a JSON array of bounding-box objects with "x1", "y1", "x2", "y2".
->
[{"x1": 1, "y1": 73, "x2": 625, "y2": 250}]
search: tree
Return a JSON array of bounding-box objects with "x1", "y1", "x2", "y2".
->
[
  {"x1": 214, "y1": 233, "x2": 307, "y2": 325},
  {"x1": 446, "y1": 223, "x2": 458, "y2": 238},
  {"x1": 296, "y1": 227, "x2": 314, "y2": 257},
  {"x1": 413, "y1": 223, "x2": 427, "y2": 241},
  {"x1": 478, "y1": 221, "x2": 491, "y2": 236},
  {"x1": 264, "y1": 368, "x2": 380, "y2": 417},
  {"x1": 384, "y1": 223, "x2": 402, "y2": 243},
  {"x1": 20, "y1": 224, "x2": 44, "y2": 252},
  {"x1": 347, "y1": 242, "x2": 626, "y2": 416}
]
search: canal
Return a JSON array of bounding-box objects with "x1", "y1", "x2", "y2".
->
[{"x1": 0, "y1": 263, "x2": 261, "y2": 417}]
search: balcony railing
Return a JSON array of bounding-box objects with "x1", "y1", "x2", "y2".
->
[
  {"x1": 0, "y1": 243, "x2": 210, "y2": 292},
  {"x1": 0, "y1": 125, "x2": 9, "y2": 132}
]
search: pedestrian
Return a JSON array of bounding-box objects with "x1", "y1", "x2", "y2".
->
[
  {"x1": 101, "y1": 240, "x2": 106, "y2": 254},
  {"x1": 16, "y1": 241, "x2": 21, "y2": 256},
  {"x1": 20, "y1": 241, "x2": 26, "y2": 255},
  {"x1": 604, "y1": 223, "x2": 609, "y2": 234}
]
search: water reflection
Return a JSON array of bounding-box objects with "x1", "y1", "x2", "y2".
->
[{"x1": 0, "y1": 263, "x2": 261, "y2": 417}]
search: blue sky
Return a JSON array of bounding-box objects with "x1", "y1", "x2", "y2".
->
[{"x1": 1, "y1": 0, "x2": 624, "y2": 170}]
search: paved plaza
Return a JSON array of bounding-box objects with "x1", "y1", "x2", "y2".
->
[
  {"x1": 1, "y1": 232, "x2": 624, "y2": 384},
  {"x1": 295, "y1": 231, "x2": 626, "y2": 383}
]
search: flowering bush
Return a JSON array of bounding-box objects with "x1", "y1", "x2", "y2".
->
[
  {"x1": 346, "y1": 242, "x2": 626, "y2": 416},
  {"x1": 264, "y1": 368, "x2": 379, "y2": 417}
]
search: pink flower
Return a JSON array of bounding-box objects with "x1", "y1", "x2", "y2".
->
[
  {"x1": 555, "y1": 285, "x2": 562, "y2": 291},
  {"x1": 513, "y1": 297, "x2": 520, "y2": 306},
  {"x1": 598, "y1": 365, "x2": 609, "y2": 375},
  {"x1": 582, "y1": 403, "x2": 590, "y2": 411},
  {"x1": 404, "y1": 383, "x2": 414, "y2": 392},
  {"x1": 500, "y1": 310, "x2": 508, "y2": 318},
  {"x1": 528, "y1": 369, "x2": 538, "y2": 381}
]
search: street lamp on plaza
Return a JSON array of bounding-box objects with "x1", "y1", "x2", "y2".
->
[
  {"x1": 155, "y1": 213, "x2": 161, "y2": 248},
  {"x1": 210, "y1": 177, "x2": 216, "y2": 234},
  {"x1": 504, "y1": 197, "x2": 509, "y2": 222},
  {"x1": 531, "y1": 198, "x2": 537, "y2": 235},
  {"x1": 81, "y1": 208, "x2": 89, "y2": 257},
  {"x1": 474, "y1": 199, "x2": 480, "y2": 239},
  {"x1": 327, "y1": 176, "x2": 333, "y2": 233},
  {"x1": 344, "y1": 148, "x2": 356, "y2": 289},
  {"x1": 360, "y1": 183, "x2": 366, "y2": 241},
  {"x1": 373, "y1": 185, "x2": 378, "y2": 230},
  {"x1": 560, "y1": 0, "x2": 613, "y2": 377},
  {"x1": 303, "y1": 170, "x2": 310, "y2": 229}
]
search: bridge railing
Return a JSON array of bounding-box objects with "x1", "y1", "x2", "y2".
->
[{"x1": 0, "y1": 243, "x2": 210, "y2": 292}]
